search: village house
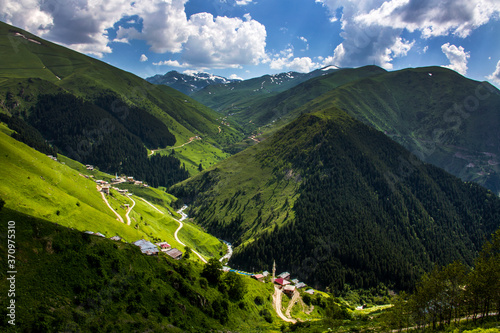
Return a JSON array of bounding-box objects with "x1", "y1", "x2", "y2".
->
[
  {"x1": 165, "y1": 248, "x2": 182, "y2": 260},
  {"x1": 278, "y1": 272, "x2": 291, "y2": 280},
  {"x1": 156, "y1": 242, "x2": 171, "y2": 252},
  {"x1": 127, "y1": 176, "x2": 134, "y2": 182},
  {"x1": 305, "y1": 289, "x2": 315, "y2": 295},
  {"x1": 110, "y1": 236, "x2": 122, "y2": 241},
  {"x1": 101, "y1": 185, "x2": 110, "y2": 194},
  {"x1": 295, "y1": 282, "x2": 306, "y2": 289},
  {"x1": 251, "y1": 274, "x2": 265, "y2": 282},
  {"x1": 262, "y1": 271, "x2": 269, "y2": 277},
  {"x1": 274, "y1": 278, "x2": 291, "y2": 287},
  {"x1": 133, "y1": 239, "x2": 159, "y2": 255},
  {"x1": 283, "y1": 285, "x2": 296, "y2": 297},
  {"x1": 86, "y1": 164, "x2": 94, "y2": 170}
]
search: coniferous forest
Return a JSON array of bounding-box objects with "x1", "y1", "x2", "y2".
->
[{"x1": 27, "y1": 93, "x2": 189, "y2": 187}]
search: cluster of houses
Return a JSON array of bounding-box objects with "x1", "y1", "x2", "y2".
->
[
  {"x1": 47, "y1": 154, "x2": 58, "y2": 161},
  {"x1": 132, "y1": 239, "x2": 183, "y2": 260},
  {"x1": 82, "y1": 231, "x2": 183, "y2": 260},
  {"x1": 251, "y1": 270, "x2": 314, "y2": 297}
]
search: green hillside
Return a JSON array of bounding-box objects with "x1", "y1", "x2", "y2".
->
[
  {"x1": 191, "y1": 67, "x2": 340, "y2": 120},
  {"x1": 230, "y1": 65, "x2": 387, "y2": 127},
  {"x1": 0, "y1": 212, "x2": 280, "y2": 332},
  {"x1": 0, "y1": 21, "x2": 243, "y2": 176},
  {"x1": 171, "y1": 107, "x2": 500, "y2": 291},
  {"x1": 288, "y1": 66, "x2": 500, "y2": 194},
  {"x1": 0, "y1": 121, "x2": 224, "y2": 259}
]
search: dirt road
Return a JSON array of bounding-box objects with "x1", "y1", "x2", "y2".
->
[{"x1": 273, "y1": 286, "x2": 296, "y2": 323}]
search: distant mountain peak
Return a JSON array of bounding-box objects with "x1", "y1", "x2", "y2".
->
[{"x1": 146, "y1": 71, "x2": 240, "y2": 95}]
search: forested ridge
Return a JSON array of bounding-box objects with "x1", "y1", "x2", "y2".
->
[
  {"x1": 27, "y1": 93, "x2": 188, "y2": 187},
  {"x1": 174, "y1": 108, "x2": 500, "y2": 291}
]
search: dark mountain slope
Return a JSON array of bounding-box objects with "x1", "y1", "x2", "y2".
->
[
  {"x1": 290, "y1": 66, "x2": 500, "y2": 193},
  {"x1": 233, "y1": 65, "x2": 387, "y2": 127},
  {"x1": 171, "y1": 107, "x2": 500, "y2": 291}
]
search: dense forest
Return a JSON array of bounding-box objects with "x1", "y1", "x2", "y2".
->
[
  {"x1": 175, "y1": 110, "x2": 500, "y2": 292},
  {"x1": 26, "y1": 93, "x2": 188, "y2": 187},
  {"x1": 0, "y1": 113, "x2": 57, "y2": 156}
]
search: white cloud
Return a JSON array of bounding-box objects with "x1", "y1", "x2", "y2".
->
[
  {"x1": 486, "y1": 60, "x2": 500, "y2": 86},
  {"x1": 269, "y1": 46, "x2": 320, "y2": 72},
  {"x1": 423, "y1": 45, "x2": 429, "y2": 53},
  {"x1": 229, "y1": 74, "x2": 243, "y2": 80},
  {"x1": 1, "y1": 0, "x2": 135, "y2": 57},
  {"x1": 235, "y1": 0, "x2": 253, "y2": 5},
  {"x1": 316, "y1": 0, "x2": 500, "y2": 69},
  {"x1": 0, "y1": 0, "x2": 268, "y2": 68},
  {"x1": 153, "y1": 60, "x2": 190, "y2": 67},
  {"x1": 441, "y1": 43, "x2": 470, "y2": 75},
  {"x1": 140, "y1": 54, "x2": 148, "y2": 62},
  {"x1": 181, "y1": 12, "x2": 267, "y2": 68}
]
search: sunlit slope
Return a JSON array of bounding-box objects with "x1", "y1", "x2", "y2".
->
[
  {"x1": 0, "y1": 21, "x2": 242, "y2": 172},
  {"x1": 172, "y1": 107, "x2": 500, "y2": 290}
]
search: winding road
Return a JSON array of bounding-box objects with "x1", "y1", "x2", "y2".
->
[
  {"x1": 173, "y1": 206, "x2": 207, "y2": 263},
  {"x1": 125, "y1": 196, "x2": 136, "y2": 226},
  {"x1": 149, "y1": 137, "x2": 201, "y2": 156},
  {"x1": 98, "y1": 186, "x2": 124, "y2": 223},
  {"x1": 138, "y1": 197, "x2": 167, "y2": 215},
  {"x1": 273, "y1": 286, "x2": 297, "y2": 323}
]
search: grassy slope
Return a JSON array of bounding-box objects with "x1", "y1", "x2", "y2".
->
[
  {"x1": 0, "y1": 21, "x2": 241, "y2": 172},
  {"x1": 0, "y1": 122, "x2": 223, "y2": 258},
  {"x1": 0, "y1": 212, "x2": 280, "y2": 332},
  {"x1": 171, "y1": 107, "x2": 500, "y2": 290},
  {"x1": 232, "y1": 65, "x2": 387, "y2": 127}
]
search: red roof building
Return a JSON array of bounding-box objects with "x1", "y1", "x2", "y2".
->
[
  {"x1": 274, "y1": 278, "x2": 291, "y2": 286},
  {"x1": 252, "y1": 274, "x2": 265, "y2": 281}
]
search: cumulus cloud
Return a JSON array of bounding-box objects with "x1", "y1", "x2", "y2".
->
[
  {"x1": 270, "y1": 46, "x2": 321, "y2": 73},
  {"x1": 181, "y1": 13, "x2": 267, "y2": 68},
  {"x1": 0, "y1": 0, "x2": 268, "y2": 68},
  {"x1": 316, "y1": 0, "x2": 500, "y2": 69},
  {"x1": 140, "y1": 54, "x2": 148, "y2": 62},
  {"x1": 1, "y1": 0, "x2": 132, "y2": 56},
  {"x1": 486, "y1": 60, "x2": 500, "y2": 86},
  {"x1": 441, "y1": 43, "x2": 470, "y2": 75}
]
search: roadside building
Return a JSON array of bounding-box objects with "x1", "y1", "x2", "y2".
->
[
  {"x1": 165, "y1": 248, "x2": 183, "y2": 260},
  {"x1": 295, "y1": 282, "x2": 306, "y2": 289},
  {"x1": 252, "y1": 274, "x2": 265, "y2": 282},
  {"x1": 278, "y1": 272, "x2": 291, "y2": 280},
  {"x1": 133, "y1": 239, "x2": 159, "y2": 255},
  {"x1": 274, "y1": 278, "x2": 290, "y2": 287},
  {"x1": 284, "y1": 285, "x2": 296, "y2": 297}
]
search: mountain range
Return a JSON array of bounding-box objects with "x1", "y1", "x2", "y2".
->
[
  {"x1": 146, "y1": 70, "x2": 241, "y2": 96},
  {"x1": 1, "y1": 20, "x2": 500, "y2": 332}
]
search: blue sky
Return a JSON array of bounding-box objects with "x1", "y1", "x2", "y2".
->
[{"x1": 2, "y1": 0, "x2": 500, "y2": 86}]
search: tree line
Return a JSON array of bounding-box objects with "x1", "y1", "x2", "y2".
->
[
  {"x1": 26, "y1": 93, "x2": 188, "y2": 187},
  {"x1": 386, "y1": 228, "x2": 500, "y2": 331}
]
